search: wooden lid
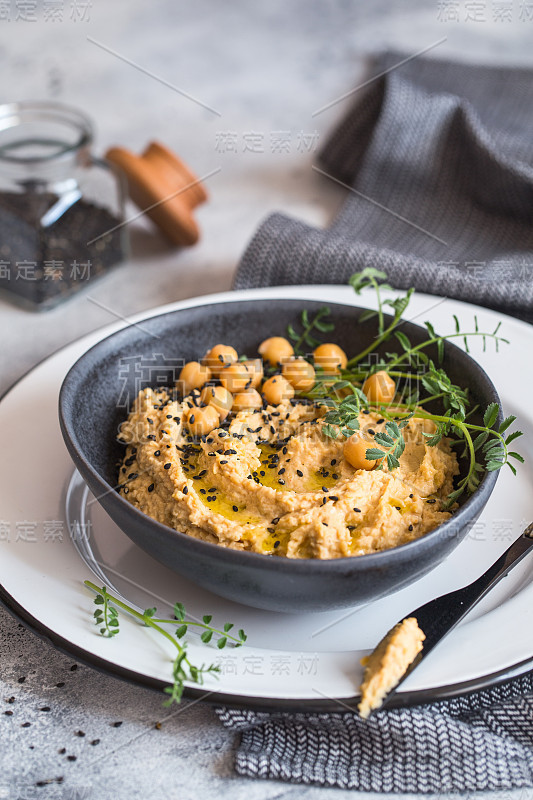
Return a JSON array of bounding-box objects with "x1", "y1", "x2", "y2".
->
[{"x1": 105, "y1": 141, "x2": 207, "y2": 246}]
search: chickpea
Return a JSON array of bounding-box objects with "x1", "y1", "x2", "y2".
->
[
  {"x1": 262, "y1": 375, "x2": 295, "y2": 405},
  {"x1": 177, "y1": 361, "x2": 212, "y2": 395},
  {"x1": 258, "y1": 336, "x2": 294, "y2": 367},
  {"x1": 184, "y1": 405, "x2": 220, "y2": 436},
  {"x1": 200, "y1": 385, "x2": 233, "y2": 421},
  {"x1": 362, "y1": 371, "x2": 396, "y2": 405},
  {"x1": 313, "y1": 343, "x2": 348, "y2": 374},
  {"x1": 232, "y1": 388, "x2": 262, "y2": 413},
  {"x1": 242, "y1": 358, "x2": 263, "y2": 389},
  {"x1": 203, "y1": 344, "x2": 238, "y2": 375},
  {"x1": 219, "y1": 362, "x2": 252, "y2": 393},
  {"x1": 343, "y1": 434, "x2": 376, "y2": 471},
  {"x1": 282, "y1": 357, "x2": 316, "y2": 393}
]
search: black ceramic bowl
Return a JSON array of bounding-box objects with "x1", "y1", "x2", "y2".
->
[{"x1": 59, "y1": 298, "x2": 500, "y2": 612}]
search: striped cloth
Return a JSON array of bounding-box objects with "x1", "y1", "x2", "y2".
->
[
  {"x1": 233, "y1": 53, "x2": 533, "y2": 323},
  {"x1": 222, "y1": 53, "x2": 533, "y2": 791},
  {"x1": 216, "y1": 672, "x2": 533, "y2": 792}
]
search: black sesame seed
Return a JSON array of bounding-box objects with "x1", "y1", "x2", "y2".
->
[
  {"x1": 377, "y1": 419, "x2": 385, "y2": 425},
  {"x1": 322, "y1": 522, "x2": 328, "y2": 527},
  {"x1": 91, "y1": 739, "x2": 100, "y2": 746},
  {"x1": 75, "y1": 730, "x2": 85, "y2": 737},
  {"x1": 353, "y1": 507, "x2": 361, "y2": 513},
  {"x1": 368, "y1": 428, "x2": 375, "y2": 435},
  {"x1": 164, "y1": 463, "x2": 171, "y2": 470},
  {"x1": 166, "y1": 414, "x2": 172, "y2": 419},
  {"x1": 39, "y1": 707, "x2": 51, "y2": 712},
  {"x1": 271, "y1": 517, "x2": 280, "y2": 524},
  {"x1": 147, "y1": 418, "x2": 153, "y2": 424},
  {"x1": 154, "y1": 450, "x2": 161, "y2": 456},
  {"x1": 21, "y1": 722, "x2": 31, "y2": 728},
  {"x1": 4, "y1": 710, "x2": 12, "y2": 716},
  {"x1": 67, "y1": 755, "x2": 77, "y2": 761},
  {"x1": 183, "y1": 486, "x2": 189, "y2": 494},
  {"x1": 147, "y1": 434, "x2": 156, "y2": 441},
  {"x1": 395, "y1": 506, "x2": 401, "y2": 511},
  {"x1": 220, "y1": 460, "x2": 228, "y2": 465},
  {"x1": 111, "y1": 721, "x2": 123, "y2": 728},
  {"x1": 232, "y1": 505, "x2": 239, "y2": 512},
  {"x1": 6, "y1": 696, "x2": 15, "y2": 703},
  {"x1": 332, "y1": 473, "x2": 339, "y2": 480},
  {"x1": 278, "y1": 468, "x2": 286, "y2": 475},
  {"x1": 409, "y1": 493, "x2": 414, "y2": 498},
  {"x1": 274, "y1": 541, "x2": 280, "y2": 548},
  {"x1": 322, "y1": 486, "x2": 329, "y2": 493},
  {"x1": 58, "y1": 748, "x2": 66, "y2": 754},
  {"x1": 70, "y1": 664, "x2": 78, "y2": 671},
  {"x1": 296, "y1": 469, "x2": 303, "y2": 477},
  {"x1": 347, "y1": 525, "x2": 356, "y2": 531},
  {"x1": 278, "y1": 479, "x2": 285, "y2": 485},
  {"x1": 426, "y1": 499, "x2": 437, "y2": 504},
  {"x1": 330, "y1": 496, "x2": 339, "y2": 502},
  {"x1": 147, "y1": 484, "x2": 155, "y2": 493},
  {"x1": 408, "y1": 524, "x2": 414, "y2": 531}
]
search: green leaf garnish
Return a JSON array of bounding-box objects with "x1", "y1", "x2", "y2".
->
[{"x1": 85, "y1": 582, "x2": 247, "y2": 706}]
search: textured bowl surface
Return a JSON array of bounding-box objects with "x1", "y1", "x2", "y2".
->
[{"x1": 59, "y1": 298, "x2": 500, "y2": 612}]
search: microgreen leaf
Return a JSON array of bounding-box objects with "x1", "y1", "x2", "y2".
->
[{"x1": 483, "y1": 403, "x2": 499, "y2": 428}]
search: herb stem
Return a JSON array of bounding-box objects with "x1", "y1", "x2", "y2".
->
[
  {"x1": 385, "y1": 331, "x2": 509, "y2": 371},
  {"x1": 84, "y1": 580, "x2": 182, "y2": 653},
  {"x1": 345, "y1": 316, "x2": 401, "y2": 369},
  {"x1": 150, "y1": 617, "x2": 242, "y2": 645}
]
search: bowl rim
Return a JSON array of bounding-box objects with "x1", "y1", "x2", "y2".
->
[{"x1": 58, "y1": 296, "x2": 501, "y2": 573}]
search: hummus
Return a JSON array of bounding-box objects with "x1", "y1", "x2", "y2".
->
[
  {"x1": 358, "y1": 617, "x2": 426, "y2": 718},
  {"x1": 117, "y1": 386, "x2": 459, "y2": 560}
]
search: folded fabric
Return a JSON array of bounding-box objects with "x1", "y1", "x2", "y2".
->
[
  {"x1": 234, "y1": 53, "x2": 533, "y2": 323},
  {"x1": 217, "y1": 672, "x2": 533, "y2": 792},
  {"x1": 222, "y1": 53, "x2": 533, "y2": 792}
]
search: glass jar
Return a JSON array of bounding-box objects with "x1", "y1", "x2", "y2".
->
[{"x1": 0, "y1": 101, "x2": 128, "y2": 311}]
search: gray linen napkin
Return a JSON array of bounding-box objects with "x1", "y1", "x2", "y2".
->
[
  {"x1": 217, "y1": 672, "x2": 533, "y2": 792},
  {"x1": 220, "y1": 54, "x2": 533, "y2": 791},
  {"x1": 234, "y1": 53, "x2": 533, "y2": 323}
]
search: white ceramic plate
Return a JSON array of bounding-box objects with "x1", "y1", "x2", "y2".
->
[{"x1": 1, "y1": 285, "x2": 533, "y2": 711}]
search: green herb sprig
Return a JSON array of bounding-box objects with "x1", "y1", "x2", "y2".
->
[
  {"x1": 287, "y1": 306, "x2": 334, "y2": 355},
  {"x1": 291, "y1": 269, "x2": 523, "y2": 507},
  {"x1": 364, "y1": 416, "x2": 413, "y2": 471},
  {"x1": 85, "y1": 581, "x2": 247, "y2": 705}
]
